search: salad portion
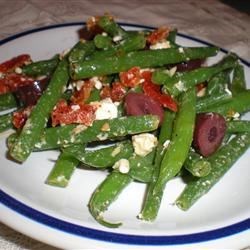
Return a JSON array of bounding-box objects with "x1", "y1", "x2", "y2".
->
[{"x1": 0, "y1": 14, "x2": 250, "y2": 228}]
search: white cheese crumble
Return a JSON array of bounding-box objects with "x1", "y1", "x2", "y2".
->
[
  {"x1": 71, "y1": 104, "x2": 80, "y2": 111},
  {"x1": 163, "y1": 66, "x2": 177, "y2": 77},
  {"x1": 90, "y1": 76, "x2": 103, "y2": 90},
  {"x1": 111, "y1": 145, "x2": 121, "y2": 157},
  {"x1": 132, "y1": 133, "x2": 158, "y2": 156},
  {"x1": 75, "y1": 80, "x2": 84, "y2": 91},
  {"x1": 113, "y1": 35, "x2": 122, "y2": 42},
  {"x1": 178, "y1": 47, "x2": 184, "y2": 53},
  {"x1": 232, "y1": 112, "x2": 240, "y2": 120},
  {"x1": 174, "y1": 80, "x2": 186, "y2": 92},
  {"x1": 169, "y1": 66, "x2": 177, "y2": 77},
  {"x1": 163, "y1": 139, "x2": 171, "y2": 149},
  {"x1": 15, "y1": 67, "x2": 22, "y2": 74},
  {"x1": 150, "y1": 41, "x2": 171, "y2": 50},
  {"x1": 197, "y1": 87, "x2": 206, "y2": 97},
  {"x1": 72, "y1": 124, "x2": 87, "y2": 134},
  {"x1": 94, "y1": 98, "x2": 118, "y2": 120},
  {"x1": 113, "y1": 158, "x2": 130, "y2": 174}
]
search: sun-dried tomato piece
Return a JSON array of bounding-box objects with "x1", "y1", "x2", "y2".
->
[
  {"x1": 51, "y1": 99, "x2": 97, "y2": 127},
  {"x1": 100, "y1": 82, "x2": 126, "y2": 102},
  {"x1": 71, "y1": 81, "x2": 94, "y2": 104},
  {"x1": 0, "y1": 54, "x2": 31, "y2": 73},
  {"x1": 0, "y1": 73, "x2": 35, "y2": 94},
  {"x1": 147, "y1": 27, "x2": 170, "y2": 45},
  {"x1": 143, "y1": 80, "x2": 178, "y2": 112},
  {"x1": 12, "y1": 106, "x2": 33, "y2": 129},
  {"x1": 110, "y1": 82, "x2": 126, "y2": 102},
  {"x1": 100, "y1": 85, "x2": 111, "y2": 100},
  {"x1": 120, "y1": 67, "x2": 142, "y2": 87}
]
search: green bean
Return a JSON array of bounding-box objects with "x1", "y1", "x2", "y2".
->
[
  {"x1": 116, "y1": 33, "x2": 146, "y2": 52},
  {"x1": 71, "y1": 46, "x2": 218, "y2": 80},
  {"x1": 22, "y1": 55, "x2": 59, "y2": 77},
  {"x1": 139, "y1": 111, "x2": 175, "y2": 221},
  {"x1": 196, "y1": 70, "x2": 232, "y2": 112},
  {"x1": 176, "y1": 133, "x2": 250, "y2": 210},
  {"x1": 153, "y1": 87, "x2": 196, "y2": 198},
  {"x1": 231, "y1": 64, "x2": 246, "y2": 95},
  {"x1": 86, "y1": 88, "x2": 100, "y2": 103},
  {"x1": 196, "y1": 91, "x2": 231, "y2": 113},
  {"x1": 199, "y1": 90, "x2": 250, "y2": 117},
  {"x1": 0, "y1": 93, "x2": 17, "y2": 111},
  {"x1": 206, "y1": 71, "x2": 231, "y2": 96},
  {"x1": 184, "y1": 150, "x2": 211, "y2": 177},
  {"x1": 32, "y1": 115, "x2": 159, "y2": 150},
  {"x1": 68, "y1": 40, "x2": 95, "y2": 64},
  {"x1": 226, "y1": 120, "x2": 250, "y2": 133},
  {"x1": 45, "y1": 150, "x2": 80, "y2": 187},
  {"x1": 94, "y1": 34, "x2": 113, "y2": 49},
  {"x1": 9, "y1": 59, "x2": 69, "y2": 162},
  {"x1": 87, "y1": 33, "x2": 146, "y2": 61},
  {"x1": 167, "y1": 29, "x2": 178, "y2": 46},
  {"x1": 89, "y1": 171, "x2": 132, "y2": 228},
  {"x1": 152, "y1": 53, "x2": 237, "y2": 97},
  {"x1": 98, "y1": 15, "x2": 128, "y2": 39},
  {"x1": 127, "y1": 150, "x2": 155, "y2": 183},
  {"x1": 88, "y1": 146, "x2": 156, "y2": 227},
  {"x1": 0, "y1": 112, "x2": 13, "y2": 133},
  {"x1": 63, "y1": 141, "x2": 134, "y2": 168}
]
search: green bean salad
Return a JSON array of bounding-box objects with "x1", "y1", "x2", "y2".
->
[{"x1": 0, "y1": 14, "x2": 250, "y2": 228}]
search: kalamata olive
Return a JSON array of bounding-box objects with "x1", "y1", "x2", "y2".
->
[
  {"x1": 78, "y1": 26, "x2": 103, "y2": 41},
  {"x1": 175, "y1": 59, "x2": 204, "y2": 72},
  {"x1": 124, "y1": 92, "x2": 164, "y2": 124},
  {"x1": 193, "y1": 112, "x2": 226, "y2": 157},
  {"x1": 14, "y1": 77, "x2": 48, "y2": 106}
]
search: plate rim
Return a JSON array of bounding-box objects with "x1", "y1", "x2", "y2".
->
[
  {"x1": 1, "y1": 190, "x2": 249, "y2": 246},
  {"x1": 0, "y1": 22, "x2": 249, "y2": 246}
]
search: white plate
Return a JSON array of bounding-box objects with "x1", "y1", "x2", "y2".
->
[{"x1": 0, "y1": 23, "x2": 249, "y2": 249}]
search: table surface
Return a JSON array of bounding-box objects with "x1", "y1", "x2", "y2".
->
[{"x1": 0, "y1": 0, "x2": 249, "y2": 249}]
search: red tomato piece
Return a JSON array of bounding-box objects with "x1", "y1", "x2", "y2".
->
[
  {"x1": 51, "y1": 99, "x2": 97, "y2": 127},
  {"x1": 100, "y1": 85, "x2": 112, "y2": 100},
  {"x1": 0, "y1": 54, "x2": 31, "y2": 73},
  {"x1": 143, "y1": 81, "x2": 178, "y2": 112},
  {"x1": 71, "y1": 81, "x2": 94, "y2": 104},
  {"x1": 100, "y1": 82, "x2": 126, "y2": 102},
  {"x1": 147, "y1": 27, "x2": 170, "y2": 45},
  {"x1": 119, "y1": 67, "x2": 142, "y2": 87},
  {"x1": 0, "y1": 73, "x2": 35, "y2": 94},
  {"x1": 110, "y1": 82, "x2": 126, "y2": 102},
  {"x1": 12, "y1": 106, "x2": 33, "y2": 129}
]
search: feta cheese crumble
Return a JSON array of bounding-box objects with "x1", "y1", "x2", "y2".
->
[
  {"x1": 132, "y1": 133, "x2": 158, "y2": 156},
  {"x1": 94, "y1": 98, "x2": 118, "y2": 120},
  {"x1": 150, "y1": 41, "x2": 171, "y2": 50},
  {"x1": 178, "y1": 47, "x2": 184, "y2": 53},
  {"x1": 113, "y1": 35, "x2": 122, "y2": 42},
  {"x1": 90, "y1": 76, "x2": 103, "y2": 90},
  {"x1": 113, "y1": 158, "x2": 130, "y2": 174},
  {"x1": 15, "y1": 67, "x2": 22, "y2": 74},
  {"x1": 174, "y1": 80, "x2": 186, "y2": 92}
]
